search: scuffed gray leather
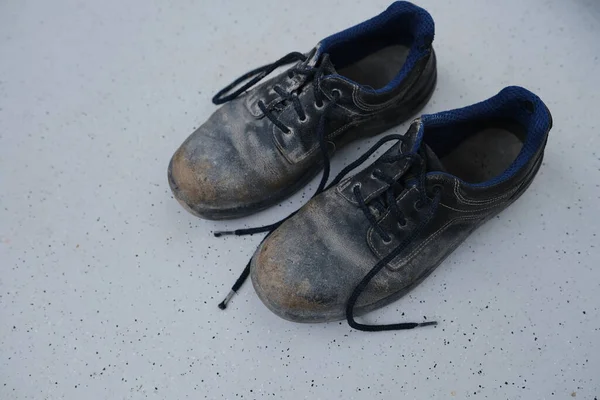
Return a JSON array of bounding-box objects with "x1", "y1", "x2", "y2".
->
[
  {"x1": 168, "y1": 48, "x2": 437, "y2": 219},
  {"x1": 250, "y1": 115, "x2": 551, "y2": 323}
]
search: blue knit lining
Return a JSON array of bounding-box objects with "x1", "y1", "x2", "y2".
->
[
  {"x1": 317, "y1": 1, "x2": 434, "y2": 94},
  {"x1": 415, "y1": 86, "x2": 551, "y2": 187}
]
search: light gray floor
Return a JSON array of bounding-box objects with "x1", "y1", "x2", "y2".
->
[{"x1": 1, "y1": 1, "x2": 599, "y2": 399}]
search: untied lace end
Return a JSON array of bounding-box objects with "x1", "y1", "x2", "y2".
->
[
  {"x1": 347, "y1": 317, "x2": 438, "y2": 332},
  {"x1": 218, "y1": 290, "x2": 235, "y2": 310},
  {"x1": 214, "y1": 222, "x2": 282, "y2": 238},
  {"x1": 217, "y1": 262, "x2": 251, "y2": 310},
  {"x1": 213, "y1": 230, "x2": 236, "y2": 238}
]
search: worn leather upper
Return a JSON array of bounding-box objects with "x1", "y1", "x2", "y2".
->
[
  {"x1": 168, "y1": 47, "x2": 437, "y2": 219},
  {"x1": 251, "y1": 88, "x2": 552, "y2": 323},
  {"x1": 168, "y1": 1, "x2": 438, "y2": 219}
]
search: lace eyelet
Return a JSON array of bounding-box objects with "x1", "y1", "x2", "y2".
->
[
  {"x1": 331, "y1": 88, "x2": 342, "y2": 99},
  {"x1": 382, "y1": 235, "x2": 392, "y2": 244},
  {"x1": 283, "y1": 127, "x2": 293, "y2": 135},
  {"x1": 414, "y1": 200, "x2": 424, "y2": 211},
  {"x1": 298, "y1": 115, "x2": 309, "y2": 124},
  {"x1": 397, "y1": 219, "x2": 407, "y2": 228},
  {"x1": 314, "y1": 100, "x2": 324, "y2": 110},
  {"x1": 432, "y1": 184, "x2": 444, "y2": 195},
  {"x1": 399, "y1": 142, "x2": 407, "y2": 154},
  {"x1": 371, "y1": 169, "x2": 382, "y2": 179}
]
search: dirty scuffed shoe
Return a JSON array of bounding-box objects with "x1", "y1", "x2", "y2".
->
[
  {"x1": 250, "y1": 86, "x2": 552, "y2": 331},
  {"x1": 168, "y1": 2, "x2": 437, "y2": 219}
]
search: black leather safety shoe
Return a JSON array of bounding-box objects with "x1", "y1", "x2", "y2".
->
[
  {"x1": 168, "y1": 2, "x2": 436, "y2": 219},
  {"x1": 250, "y1": 86, "x2": 552, "y2": 331}
]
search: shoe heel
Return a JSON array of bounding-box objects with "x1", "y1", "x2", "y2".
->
[{"x1": 335, "y1": 50, "x2": 437, "y2": 148}]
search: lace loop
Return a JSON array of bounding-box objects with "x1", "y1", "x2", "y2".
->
[
  {"x1": 212, "y1": 52, "x2": 307, "y2": 105},
  {"x1": 344, "y1": 147, "x2": 442, "y2": 331},
  {"x1": 212, "y1": 51, "x2": 334, "y2": 135},
  {"x1": 346, "y1": 176, "x2": 442, "y2": 332}
]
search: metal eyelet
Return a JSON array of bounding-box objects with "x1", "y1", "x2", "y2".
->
[
  {"x1": 382, "y1": 235, "x2": 392, "y2": 244},
  {"x1": 331, "y1": 88, "x2": 342, "y2": 99},
  {"x1": 298, "y1": 115, "x2": 309, "y2": 124},
  {"x1": 371, "y1": 169, "x2": 382, "y2": 179},
  {"x1": 399, "y1": 141, "x2": 407, "y2": 154},
  {"x1": 314, "y1": 100, "x2": 324, "y2": 110},
  {"x1": 397, "y1": 219, "x2": 407, "y2": 228},
  {"x1": 414, "y1": 200, "x2": 424, "y2": 211}
]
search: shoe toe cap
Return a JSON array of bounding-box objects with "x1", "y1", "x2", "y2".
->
[
  {"x1": 250, "y1": 226, "x2": 348, "y2": 323},
  {"x1": 168, "y1": 141, "x2": 223, "y2": 218},
  {"x1": 168, "y1": 123, "x2": 261, "y2": 219}
]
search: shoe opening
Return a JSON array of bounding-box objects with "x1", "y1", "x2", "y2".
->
[
  {"x1": 318, "y1": 1, "x2": 434, "y2": 92},
  {"x1": 420, "y1": 86, "x2": 552, "y2": 186}
]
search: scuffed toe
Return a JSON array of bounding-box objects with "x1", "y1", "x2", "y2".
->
[
  {"x1": 250, "y1": 225, "x2": 348, "y2": 323},
  {"x1": 168, "y1": 143, "x2": 222, "y2": 219}
]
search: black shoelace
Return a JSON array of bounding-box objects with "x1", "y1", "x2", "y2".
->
[
  {"x1": 213, "y1": 51, "x2": 333, "y2": 135},
  {"x1": 210, "y1": 54, "x2": 441, "y2": 331},
  {"x1": 212, "y1": 51, "x2": 339, "y2": 235},
  {"x1": 346, "y1": 147, "x2": 442, "y2": 331},
  {"x1": 210, "y1": 51, "x2": 341, "y2": 308}
]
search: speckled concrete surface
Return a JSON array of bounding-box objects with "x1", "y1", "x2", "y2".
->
[{"x1": 1, "y1": 0, "x2": 599, "y2": 399}]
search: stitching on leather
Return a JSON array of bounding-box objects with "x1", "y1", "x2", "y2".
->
[
  {"x1": 387, "y1": 214, "x2": 484, "y2": 271},
  {"x1": 351, "y1": 86, "x2": 385, "y2": 113},
  {"x1": 367, "y1": 188, "x2": 417, "y2": 258},
  {"x1": 352, "y1": 54, "x2": 429, "y2": 112},
  {"x1": 383, "y1": 149, "x2": 545, "y2": 269},
  {"x1": 336, "y1": 178, "x2": 356, "y2": 204},
  {"x1": 354, "y1": 87, "x2": 405, "y2": 113},
  {"x1": 271, "y1": 84, "x2": 328, "y2": 162},
  {"x1": 336, "y1": 149, "x2": 411, "y2": 205},
  {"x1": 326, "y1": 119, "x2": 362, "y2": 139},
  {"x1": 350, "y1": 85, "x2": 388, "y2": 113},
  {"x1": 329, "y1": 87, "x2": 361, "y2": 115},
  {"x1": 361, "y1": 159, "x2": 411, "y2": 204},
  {"x1": 285, "y1": 120, "x2": 360, "y2": 163},
  {"x1": 440, "y1": 201, "x2": 502, "y2": 213},
  {"x1": 453, "y1": 179, "x2": 518, "y2": 205},
  {"x1": 274, "y1": 85, "x2": 364, "y2": 163}
]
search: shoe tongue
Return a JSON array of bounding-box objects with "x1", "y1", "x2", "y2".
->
[
  {"x1": 420, "y1": 143, "x2": 446, "y2": 173},
  {"x1": 402, "y1": 120, "x2": 446, "y2": 173},
  {"x1": 305, "y1": 48, "x2": 338, "y2": 76},
  {"x1": 369, "y1": 123, "x2": 444, "y2": 212},
  {"x1": 316, "y1": 54, "x2": 338, "y2": 75}
]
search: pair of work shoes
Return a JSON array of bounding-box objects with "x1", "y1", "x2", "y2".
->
[{"x1": 168, "y1": 2, "x2": 552, "y2": 331}]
